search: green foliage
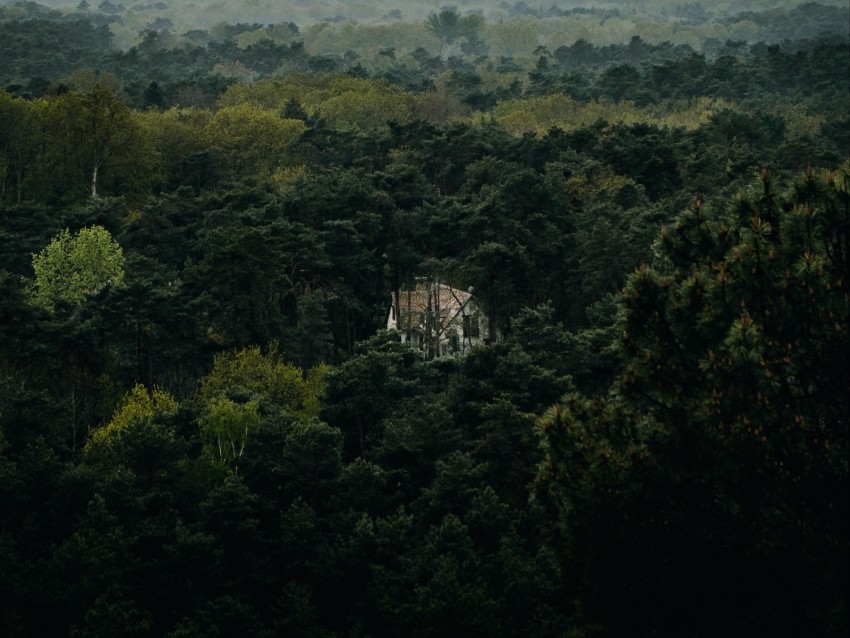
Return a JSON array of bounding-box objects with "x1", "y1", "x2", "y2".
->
[
  {"x1": 70, "y1": 584, "x2": 152, "y2": 638},
  {"x1": 88, "y1": 383, "x2": 178, "y2": 448},
  {"x1": 1, "y1": 8, "x2": 848, "y2": 636},
  {"x1": 219, "y1": 75, "x2": 411, "y2": 133},
  {"x1": 316, "y1": 80, "x2": 411, "y2": 131},
  {"x1": 488, "y1": 93, "x2": 730, "y2": 136},
  {"x1": 186, "y1": 219, "x2": 291, "y2": 348},
  {"x1": 278, "y1": 419, "x2": 343, "y2": 506},
  {"x1": 538, "y1": 167, "x2": 850, "y2": 635},
  {"x1": 200, "y1": 344, "x2": 323, "y2": 423},
  {"x1": 205, "y1": 104, "x2": 305, "y2": 178},
  {"x1": 0, "y1": 91, "x2": 37, "y2": 207},
  {"x1": 199, "y1": 397, "x2": 261, "y2": 467},
  {"x1": 322, "y1": 330, "x2": 427, "y2": 459},
  {"x1": 42, "y1": 85, "x2": 157, "y2": 201},
  {"x1": 426, "y1": 8, "x2": 484, "y2": 56},
  {"x1": 29, "y1": 225, "x2": 125, "y2": 312}
]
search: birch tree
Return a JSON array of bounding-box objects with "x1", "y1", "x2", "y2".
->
[
  {"x1": 43, "y1": 84, "x2": 147, "y2": 200},
  {"x1": 200, "y1": 397, "x2": 261, "y2": 468}
]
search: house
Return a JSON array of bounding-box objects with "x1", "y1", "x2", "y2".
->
[{"x1": 386, "y1": 280, "x2": 491, "y2": 357}]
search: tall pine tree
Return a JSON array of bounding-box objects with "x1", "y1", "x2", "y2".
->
[{"x1": 538, "y1": 165, "x2": 849, "y2": 636}]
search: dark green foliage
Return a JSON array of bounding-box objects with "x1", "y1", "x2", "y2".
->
[
  {"x1": 538, "y1": 167, "x2": 850, "y2": 636},
  {"x1": 0, "y1": 20, "x2": 115, "y2": 89},
  {"x1": 598, "y1": 123, "x2": 683, "y2": 201},
  {"x1": 185, "y1": 221, "x2": 289, "y2": 348},
  {"x1": 0, "y1": 9, "x2": 848, "y2": 636},
  {"x1": 321, "y1": 330, "x2": 428, "y2": 460}
]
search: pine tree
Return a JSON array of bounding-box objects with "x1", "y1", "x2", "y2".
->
[{"x1": 538, "y1": 165, "x2": 849, "y2": 636}]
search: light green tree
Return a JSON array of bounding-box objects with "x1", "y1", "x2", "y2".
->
[
  {"x1": 316, "y1": 80, "x2": 411, "y2": 131},
  {"x1": 200, "y1": 344, "x2": 316, "y2": 417},
  {"x1": 197, "y1": 345, "x2": 330, "y2": 469},
  {"x1": 30, "y1": 225, "x2": 125, "y2": 311},
  {"x1": 200, "y1": 397, "x2": 261, "y2": 468}
]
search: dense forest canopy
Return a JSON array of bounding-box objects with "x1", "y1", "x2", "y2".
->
[{"x1": 0, "y1": 1, "x2": 848, "y2": 636}]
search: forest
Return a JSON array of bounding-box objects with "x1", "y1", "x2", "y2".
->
[{"x1": 0, "y1": 0, "x2": 848, "y2": 635}]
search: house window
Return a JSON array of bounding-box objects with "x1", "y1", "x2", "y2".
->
[{"x1": 463, "y1": 315, "x2": 480, "y2": 338}]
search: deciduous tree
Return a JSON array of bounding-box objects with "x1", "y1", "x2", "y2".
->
[{"x1": 30, "y1": 225, "x2": 125, "y2": 312}]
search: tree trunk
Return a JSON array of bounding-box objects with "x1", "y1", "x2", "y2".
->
[{"x1": 90, "y1": 160, "x2": 101, "y2": 198}]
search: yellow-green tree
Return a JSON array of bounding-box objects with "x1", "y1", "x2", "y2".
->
[
  {"x1": 199, "y1": 397, "x2": 261, "y2": 467},
  {"x1": 316, "y1": 79, "x2": 410, "y2": 131},
  {"x1": 205, "y1": 103, "x2": 305, "y2": 179},
  {"x1": 217, "y1": 76, "x2": 411, "y2": 133},
  {"x1": 88, "y1": 383, "x2": 178, "y2": 449},
  {"x1": 198, "y1": 344, "x2": 329, "y2": 469},
  {"x1": 200, "y1": 344, "x2": 327, "y2": 422}
]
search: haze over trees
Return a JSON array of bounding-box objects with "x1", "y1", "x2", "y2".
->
[{"x1": 0, "y1": 1, "x2": 847, "y2": 636}]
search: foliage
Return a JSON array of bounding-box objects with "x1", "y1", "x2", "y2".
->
[
  {"x1": 205, "y1": 104, "x2": 305, "y2": 177},
  {"x1": 537, "y1": 167, "x2": 850, "y2": 635},
  {"x1": 488, "y1": 93, "x2": 731, "y2": 136},
  {"x1": 199, "y1": 397, "x2": 261, "y2": 467},
  {"x1": 219, "y1": 75, "x2": 411, "y2": 132},
  {"x1": 88, "y1": 383, "x2": 178, "y2": 448},
  {"x1": 41, "y1": 85, "x2": 157, "y2": 201},
  {"x1": 29, "y1": 225, "x2": 125, "y2": 311},
  {"x1": 200, "y1": 344, "x2": 324, "y2": 423},
  {"x1": 0, "y1": 6, "x2": 848, "y2": 636}
]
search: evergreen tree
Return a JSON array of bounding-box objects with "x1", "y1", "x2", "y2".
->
[{"x1": 538, "y1": 166, "x2": 850, "y2": 636}]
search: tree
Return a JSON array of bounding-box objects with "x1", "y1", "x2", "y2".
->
[
  {"x1": 292, "y1": 289, "x2": 334, "y2": 369},
  {"x1": 30, "y1": 225, "x2": 125, "y2": 312},
  {"x1": 426, "y1": 9, "x2": 462, "y2": 46},
  {"x1": 185, "y1": 220, "x2": 290, "y2": 348},
  {"x1": 538, "y1": 167, "x2": 850, "y2": 635},
  {"x1": 0, "y1": 91, "x2": 38, "y2": 206},
  {"x1": 42, "y1": 85, "x2": 153, "y2": 200},
  {"x1": 426, "y1": 9, "x2": 485, "y2": 59},
  {"x1": 596, "y1": 63, "x2": 643, "y2": 103},
  {"x1": 71, "y1": 584, "x2": 152, "y2": 638},
  {"x1": 196, "y1": 344, "x2": 329, "y2": 480},
  {"x1": 199, "y1": 397, "x2": 261, "y2": 469},
  {"x1": 87, "y1": 384, "x2": 178, "y2": 452},
  {"x1": 204, "y1": 104, "x2": 305, "y2": 179},
  {"x1": 315, "y1": 79, "x2": 410, "y2": 132},
  {"x1": 321, "y1": 330, "x2": 426, "y2": 460},
  {"x1": 136, "y1": 107, "x2": 211, "y2": 192},
  {"x1": 199, "y1": 344, "x2": 323, "y2": 424}
]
